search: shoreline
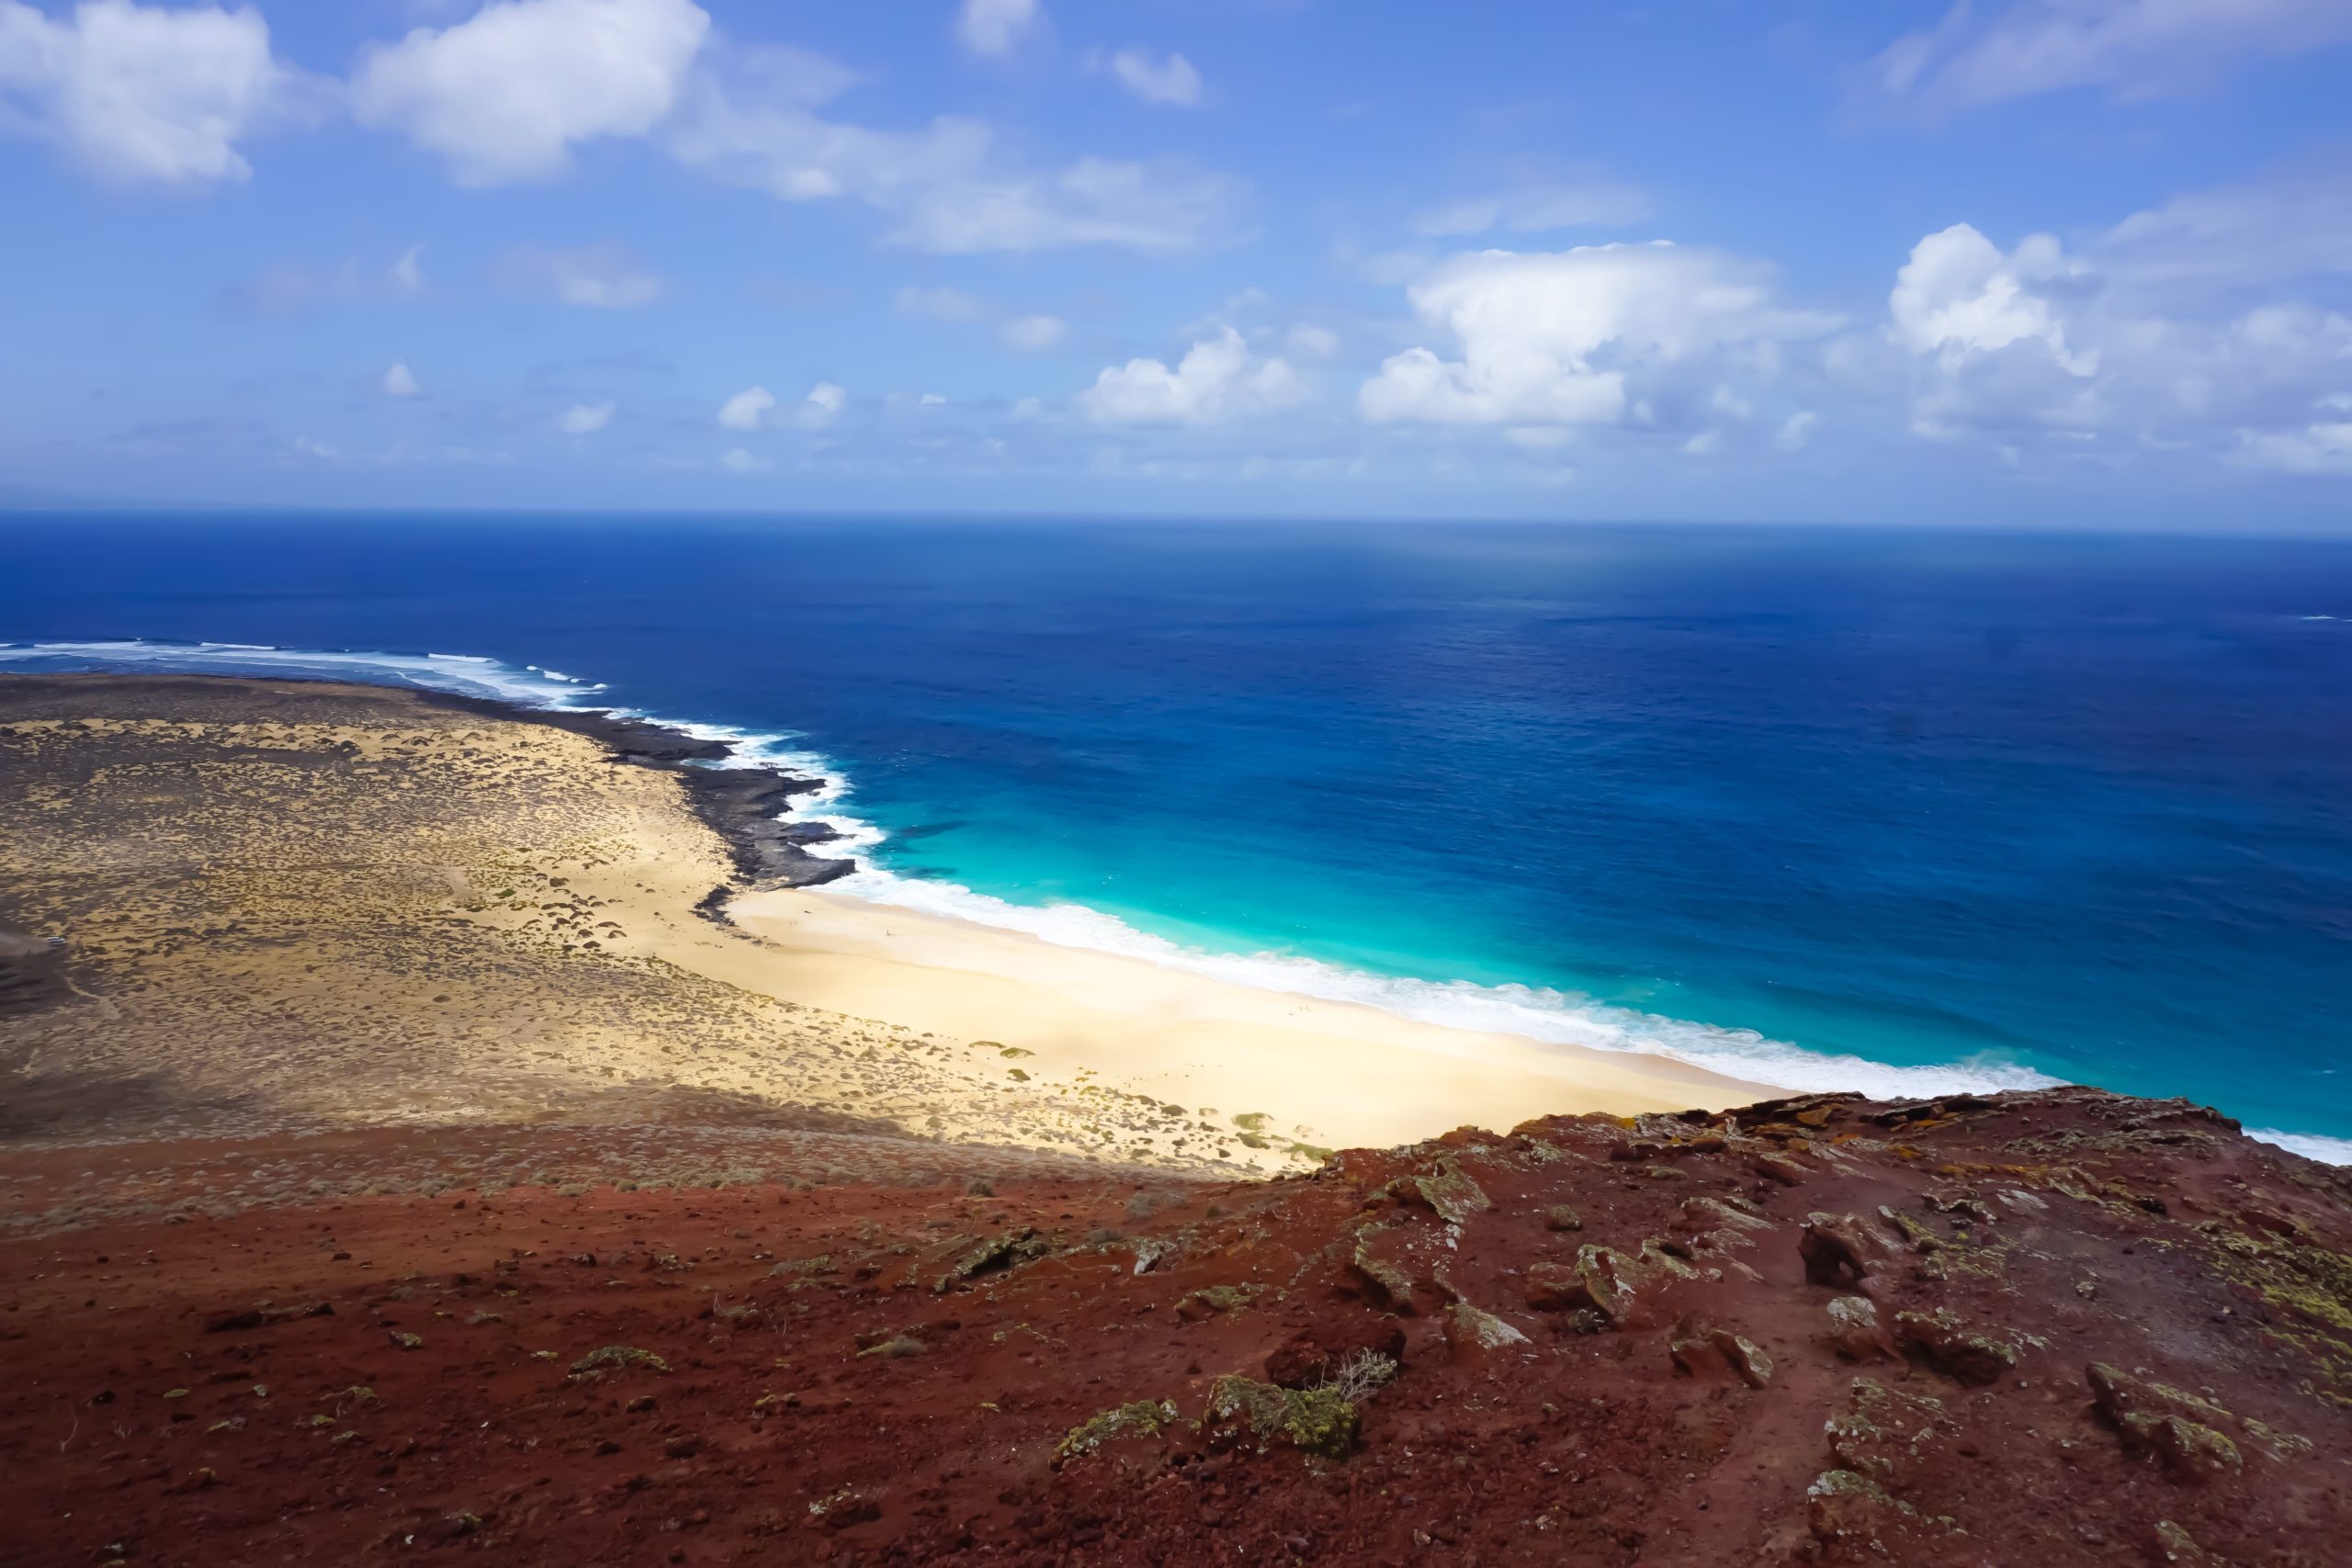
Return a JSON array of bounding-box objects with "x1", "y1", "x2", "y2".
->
[
  {"x1": 5, "y1": 656, "x2": 2346, "y2": 1163},
  {"x1": 720, "y1": 883, "x2": 1781, "y2": 1150},
  {"x1": 399, "y1": 679, "x2": 1793, "y2": 1135},
  {"x1": 0, "y1": 668, "x2": 1782, "y2": 1167},
  {"x1": 402, "y1": 680, "x2": 1792, "y2": 1142}
]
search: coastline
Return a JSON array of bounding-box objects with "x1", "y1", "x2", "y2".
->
[
  {"x1": 394, "y1": 682, "x2": 1797, "y2": 1143},
  {"x1": 721, "y1": 884, "x2": 1780, "y2": 1150},
  {"x1": 411, "y1": 680, "x2": 1792, "y2": 1139},
  {"x1": 408, "y1": 679, "x2": 1789, "y2": 1139},
  {"x1": 0, "y1": 670, "x2": 1781, "y2": 1170}
]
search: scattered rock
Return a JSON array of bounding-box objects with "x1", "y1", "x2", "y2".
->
[
  {"x1": 1826, "y1": 1295, "x2": 1888, "y2": 1361},
  {"x1": 1893, "y1": 1308, "x2": 2016, "y2": 1386},
  {"x1": 1440, "y1": 1300, "x2": 1529, "y2": 1359}
]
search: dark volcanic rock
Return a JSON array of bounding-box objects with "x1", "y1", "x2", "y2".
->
[{"x1": 409, "y1": 687, "x2": 861, "y2": 890}]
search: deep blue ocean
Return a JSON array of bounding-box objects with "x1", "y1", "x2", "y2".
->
[{"x1": 5, "y1": 514, "x2": 2348, "y2": 1156}]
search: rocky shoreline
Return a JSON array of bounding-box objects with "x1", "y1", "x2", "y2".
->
[{"x1": 411, "y1": 688, "x2": 862, "y2": 891}]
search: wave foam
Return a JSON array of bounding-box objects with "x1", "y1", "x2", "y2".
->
[
  {"x1": 826, "y1": 863, "x2": 2060, "y2": 1100},
  {"x1": 2249, "y1": 1128, "x2": 2352, "y2": 1167},
  {"x1": 17, "y1": 636, "x2": 2336, "y2": 1146}
]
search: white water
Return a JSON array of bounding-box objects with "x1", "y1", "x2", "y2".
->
[{"x1": 6, "y1": 637, "x2": 2344, "y2": 1165}]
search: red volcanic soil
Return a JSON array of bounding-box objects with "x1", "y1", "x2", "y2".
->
[{"x1": 5, "y1": 1089, "x2": 2350, "y2": 1566}]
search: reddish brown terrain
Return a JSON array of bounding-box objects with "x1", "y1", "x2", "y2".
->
[{"x1": 5, "y1": 1088, "x2": 2349, "y2": 1566}]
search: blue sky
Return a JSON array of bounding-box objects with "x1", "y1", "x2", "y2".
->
[{"x1": 3, "y1": 0, "x2": 2350, "y2": 527}]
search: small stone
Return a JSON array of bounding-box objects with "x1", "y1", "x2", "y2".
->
[
  {"x1": 1441, "y1": 1300, "x2": 1530, "y2": 1359},
  {"x1": 1827, "y1": 1295, "x2": 1887, "y2": 1361}
]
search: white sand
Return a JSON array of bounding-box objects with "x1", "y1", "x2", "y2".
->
[{"x1": 721, "y1": 886, "x2": 1782, "y2": 1155}]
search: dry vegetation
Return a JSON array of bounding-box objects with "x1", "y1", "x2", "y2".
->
[{"x1": 0, "y1": 674, "x2": 1272, "y2": 1174}]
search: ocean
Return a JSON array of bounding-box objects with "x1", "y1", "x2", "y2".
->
[{"x1": 4, "y1": 513, "x2": 2347, "y2": 1158}]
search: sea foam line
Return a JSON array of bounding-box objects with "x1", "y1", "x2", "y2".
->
[{"x1": 5, "y1": 637, "x2": 2344, "y2": 1164}]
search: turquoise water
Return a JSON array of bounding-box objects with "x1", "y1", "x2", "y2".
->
[{"x1": 4, "y1": 514, "x2": 2347, "y2": 1156}]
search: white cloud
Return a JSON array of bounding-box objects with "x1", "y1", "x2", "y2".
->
[
  {"x1": 717, "y1": 385, "x2": 775, "y2": 431},
  {"x1": 1871, "y1": 0, "x2": 2352, "y2": 111},
  {"x1": 956, "y1": 0, "x2": 1038, "y2": 58},
  {"x1": 352, "y1": 0, "x2": 710, "y2": 186},
  {"x1": 720, "y1": 380, "x2": 844, "y2": 432},
  {"x1": 1775, "y1": 410, "x2": 1818, "y2": 452},
  {"x1": 1284, "y1": 324, "x2": 1340, "y2": 360},
  {"x1": 1680, "y1": 430, "x2": 1721, "y2": 457},
  {"x1": 1880, "y1": 186, "x2": 2352, "y2": 468},
  {"x1": 498, "y1": 242, "x2": 662, "y2": 307},
  {"x1": 2096, "y1": 167, "x2": 2352, "y2": 303},
  {"x1": 719, "y1": 446, "x2": 772, "y2": 473},
  {"x1": 1000, "y1": 313, "x2": 1067, "y2": 352},
  {"x1": 1889, "y1": 224, "x2": 2097, "y2": 375},
  {"x1": 0, "y1": 0, "x2": 321, "y2": 186},
  {"x1": 1108, "y1": 48, "x2": 1201, "y2": 107},
  {"x1": 1361, "y1": 243, "x2": 1838, "y2": 426},
  {"x1": 380, "y1": 359, "x2": 423, "y2": 397},
  {"x1": 666, "y1": 49, "x2": 1237, "y2": 254},
  {"x1": 560, "y1": 400, "x2": 616, "y2": 434},
  {"x1": 1079, "y1": 327, "x2": 1300, "y2": 425},
  {"x1": 1414, "y1": 178, "x2": 1653, "y2": 237},
  {"x1": 2233, "y1": 422, "x2": 2352, "y2": 475}
]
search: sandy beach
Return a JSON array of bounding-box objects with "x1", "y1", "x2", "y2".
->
[
  {"x1": 722, "y1": 886, "x2": 1774, "y2": 1154},
  {"x1": 0, "y1": 671, "x2": 1776, "y2": 1173}
]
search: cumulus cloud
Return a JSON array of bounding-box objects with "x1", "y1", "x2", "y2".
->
[
  {"x1": 665, "y1": 47, "x2": 1237, "y2": 254},
  {"x1": 1871, "y1": 0, "x2": 2352, "y2": 112},
  {"x1": 1775, "y1": 410, "x2": 1818, "y2": 452},
  {"x1": 716, "y1": 380, "x2": 843, "y2": 432},
  {"x1": 1879, "y1": 181, "x2": 2352, "y2": 468},
  {"x1": 1360, "y1": 243, "x2": 1838, "y2": 427},
  {"x1": 1107, "y1": 47, "x2": 1201, "y2": 107},
  {"x1": 380, "y1": 359, "x2": 423, "y2": 397},
  {"x1": 1079, "y1": 327, "x2": 1300, "y2": 425},
  {"x1": 0, "y1": 0, "x2": 322, "y2": 186},
  {"x1": 352, "y1": 0, "x2": 710, "y2": 186},
  {"x1": 717, "y1": 385, "x2": 775, "y2": 431},
  {"x1": 718, "y1": 446, "x2": 773, "y2": 473},
  {"x1": 802, "y1": 380, "x2": 846, "y2": 422},
  {"x1": 497, "y1": 243, "x2": 663, "y2": 307},
  {"x1": 1889, "y1": 224, "x2": 2098, "y2": 375},
  {"x1": 956, "y1": 0, "x2": 1038, "y2": 59},
  {"x1": 559, "y1": 400, "x2": 616, "y2": 434},
  {"x1": 1000, "y1": 313, "x2": 1067, "y2": 351}
]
